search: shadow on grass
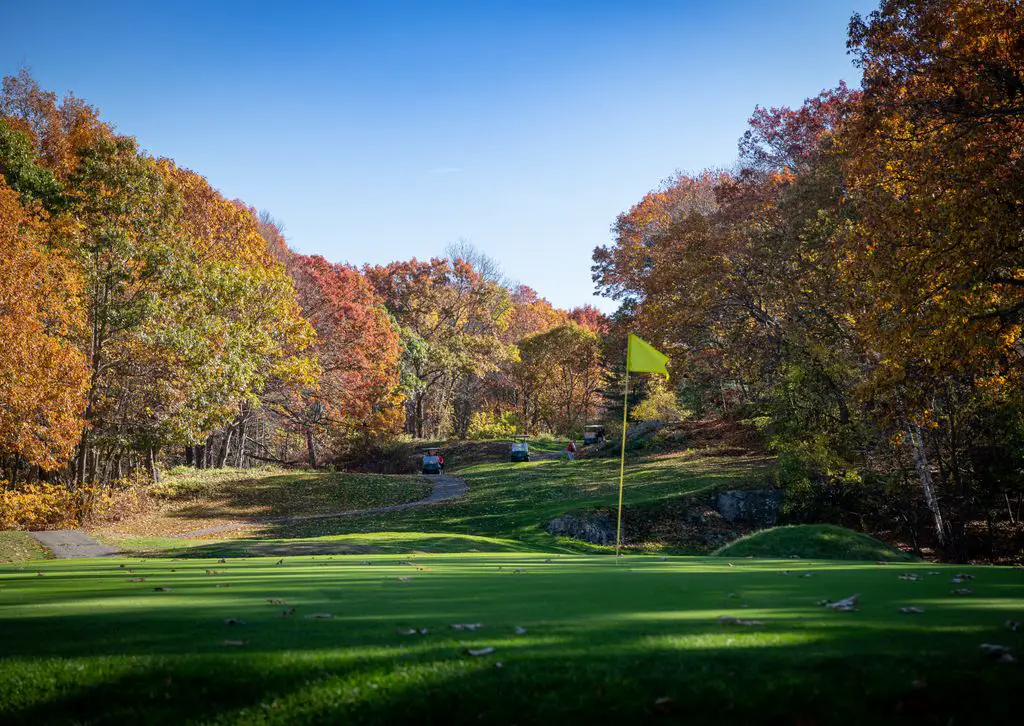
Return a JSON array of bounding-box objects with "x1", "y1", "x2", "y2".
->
[
  {"x1": 158, "y1": 470, "x2": 431, "y2": 524},
  {"x1": 2, "y1": 557, "x2": 1023, "y2": 724}
]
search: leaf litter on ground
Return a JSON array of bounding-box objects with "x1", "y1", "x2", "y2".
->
[{"x1": 822, "y1": 594, "x2": 859, "y2": 611}]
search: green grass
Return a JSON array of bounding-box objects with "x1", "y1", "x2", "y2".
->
[
  {"x1": 264, "y1": 450, "x2": 771, "y2": 549},
  {"x1": 715, "y1": 525, "x2": 915, "y2": 562},
  {"x1": 0, "y1": 532, "x2": 51, "y2": 563},
  {"x1": 1, "y1": 554, "x2": 1022, "y2": 724},
  {"x1": 102, "y1": 532, "x2": 537, "y2": 558}
]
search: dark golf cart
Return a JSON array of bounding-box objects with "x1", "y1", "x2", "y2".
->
[
  {"x1": 422, "y1": 447, "x2": 443, "y2": 475},
  {"x1": 583, "y1": 424, "x2": 606, "y2": 446},
  {"x1": 510, "y1": 436, "x2": 530, "y2": 463}
]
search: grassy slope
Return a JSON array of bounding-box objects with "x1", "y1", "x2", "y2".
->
[
  {"x1": 0, "y1": 532, "x2": 51, "y2": 563},
  {"x1": 102, "y1": 448, "x2": 770, "y2": 557},
  {"x1": 1, "y1": 554, "x2": 1022, "y2": 725},
  {"x1": 93, "y1": 467, "x2": 432, "y2": 541},
  {"x1": 715, "y1": 524, "x2": 915, "y2": 562},
  {"x1": 259, "y1": 449, "x2": 773, "y2": 548}
]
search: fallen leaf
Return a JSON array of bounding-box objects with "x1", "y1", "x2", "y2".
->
[
  {"x1": 951, "y1": 588, "x2": 973, "y2": 596},
  {"x1": 451, "y1": 623, "x2": 484, "y2": 631},
  {"x1": 899, "y1": 607, "x2": 925, "y2": 614},
  {"x1": 1005, "y1": 620, "x2": 1021, "y2": 632},
  {"x1": 898, "y1": 574, "x2": 921, "y2": 581},
  {"x1": 980, "y1": 643, "x2": 1011, "y2": 654},
  {"x1": 279, "y1": 608, "x2": 295, "y2": 617},
  {"x1": 466, "y1": 647, "x2": 495, "y2": 656},
  {"x1": 215, "y1": 583, "x2": 231, "y2": 588},
  {"x1": 718, "y1": 615, "x2": 764, "y2": 626},
  {"x1": 223, "y1": 618, "x2": 246, "y2": 626},
  {"x1": 824, "y1": 594, "x2": 859, "y2": 611},
  {"x1": 221, "y1": 639, "x2": 247, "y2": 647},
  {"x1": 266, "y1": 598, "x2": 286, "y2": 605},
  {"x1": 153, "y1": 587, "x2": 172, "y2": 592},
  {"x1": 128, "y1": 577, "x2": 146, "y2": 583},
  {"x1": 997, "y1": 653, "x2": 1016, "y2": 663},
  {"x1": 397, "y1": 576, "x2": 411, "y2": 582},
  {"x1": 305, "y1": 613, "x2": 333, "y2": 619},
  {"x1": 514, "y1": 626, "x2": 527, "y2": 635}
]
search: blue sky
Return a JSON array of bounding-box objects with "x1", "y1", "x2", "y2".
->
[{"x1": 1, "y1": 0, "x2": 878, "y2": 312}]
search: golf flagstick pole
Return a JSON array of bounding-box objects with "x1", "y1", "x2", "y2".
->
[{"x1": 615, "y1": 343, "x2": 630, "y2": 560}]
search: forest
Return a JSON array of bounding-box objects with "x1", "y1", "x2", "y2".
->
[{"x1": 1, "y1": 0, "x2": 1022, "y2": 562}]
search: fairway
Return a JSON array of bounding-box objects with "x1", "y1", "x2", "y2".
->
[{"x1": 2, "y1": 554, "x2": 1022, "y2": 724}]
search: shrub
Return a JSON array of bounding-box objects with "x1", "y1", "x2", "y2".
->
[
  {"x1": 467, "y1": 411, "x2": 519, "y2": 440},
  {"x1": 0, "y1": 483, "x2": 85, "y2": 530}
]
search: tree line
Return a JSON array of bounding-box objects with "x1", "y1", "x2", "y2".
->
[
  {"x1": 0, "y1": 70, "x2": 608, "y2": 509},
  {"x1": 593, "y1": 0, "x2": 1024, "y2": 561}
]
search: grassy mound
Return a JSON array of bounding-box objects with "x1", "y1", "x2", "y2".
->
[{"x1": 714, "y1": 524, "x2": 914, "y2": 561}]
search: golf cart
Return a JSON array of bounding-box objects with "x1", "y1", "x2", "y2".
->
[
  {"x1": 421, "y1": 447, "x2": 444, "y2": 475},
  {"x1": 510, "y1": 436, "x2": 530, "y2": 463},
  {"x1": 583, "y1": 424, "x2": 606, "y2": 446}
]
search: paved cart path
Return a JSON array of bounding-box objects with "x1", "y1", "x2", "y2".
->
[{"x1": 28, "y1": 529, "x2": 119, "y2": 559}]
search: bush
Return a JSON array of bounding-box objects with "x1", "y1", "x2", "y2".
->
[
  {"x1": 632, "y1": 379, "x2": 688, "y2": 423},
  {"x1": 0, "y1": 483, "x2": 85, "y2": 530},
  {"x1": 467, "y1": 411, "x2": 519, "y2": 440}
]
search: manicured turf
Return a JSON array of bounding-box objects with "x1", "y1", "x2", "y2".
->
[
  {"x1": 714, "y1": 524, "x2": 915, "y2": 562},
  {"x1": 104, "y1": 532, "x2": 537, "y2": 558},
  {"x1": 2, "y1": 554, "x2": 1022, "y2": 724},
  {"x1": 0, "y1": 531, "x2": 51, "y2": 563}
]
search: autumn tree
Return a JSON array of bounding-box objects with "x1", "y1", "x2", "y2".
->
[
  {"x1": 0, "y1": 179, "x2": 88, "y2": 475},
  {"x1": 840, "y1": 0, "x2": 1024, "y2": 555},
  {"x1": 266, "y1": 250, "x2": 402, "y2": 466},
  {"x1": 366, "y1": 257, "x2": 513, "y2": 438},
  {"x1": 515, "y1": 323, "x2": 605, "y2": 434}
]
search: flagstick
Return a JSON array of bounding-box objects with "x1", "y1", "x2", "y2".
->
[{"x1": 615, "y1": 354, "x2": 630, "y2": 560}]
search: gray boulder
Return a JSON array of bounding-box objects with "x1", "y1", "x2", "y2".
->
[
  {"x1": 547, "y1": 513, "x2": 616, "y2": 545},
  {"x1": 715, "y1": 490, "x2": 782, "y2": 527}
]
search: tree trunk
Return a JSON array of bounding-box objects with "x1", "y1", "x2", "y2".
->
[
  {"x1": 236, "y1": 420, "x2": 247, "y2": 468},
  {"x1": 148, "y1": 448, "x2": 160, "y2": 483},
  {"x1": 218, "y1": 428, "x2": 234, "y2": 468},
  {"x1": 195, "y1": 443, "x2": 205, "y2": 470},
  {"x1": 905, "y1": 419, "x2": 946, "y2": 547},
  {"x1": 306, "y1": 429, "x2": 317, "y2": 468},
  {"x1": 75, "y1": 432, "x2": 89, "y2": 487}
]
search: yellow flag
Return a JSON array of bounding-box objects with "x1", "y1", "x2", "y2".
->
[{"x1": 627, "y1": 334, "x2": 669, "y2": 378}]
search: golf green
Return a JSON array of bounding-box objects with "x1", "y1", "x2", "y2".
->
[{"x1": 1, "y1": 554, "x2": 1022, "y2": 724}]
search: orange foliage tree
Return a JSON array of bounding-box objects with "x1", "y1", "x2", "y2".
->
[{"x1": 0, "y1": 179, "x2": 88, "y2": 473}]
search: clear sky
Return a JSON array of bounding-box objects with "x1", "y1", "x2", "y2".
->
[{"x1": 1, "y1": 0, "x2": 878, "y2": 312}]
